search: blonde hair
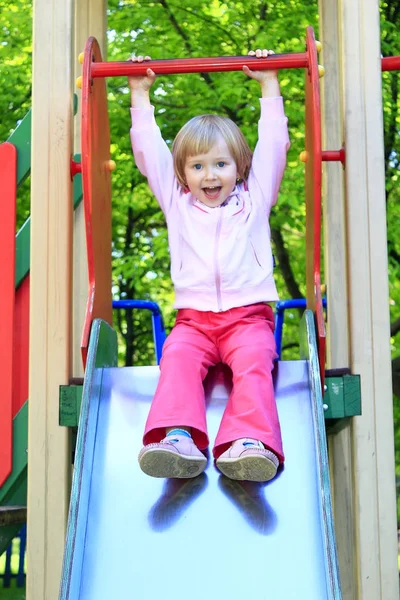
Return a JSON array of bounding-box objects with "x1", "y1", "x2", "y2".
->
[{"x1": 172, "y1": 114, "x2": 253, "y2": 188}]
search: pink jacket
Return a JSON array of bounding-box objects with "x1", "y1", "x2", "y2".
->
[{"x1": 130, "y1": 97, "x2": 290, "y2": 313}]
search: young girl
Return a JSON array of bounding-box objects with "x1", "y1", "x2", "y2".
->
[{"x1": 128, "y1": 49, "x2": 290, "y2": 482}]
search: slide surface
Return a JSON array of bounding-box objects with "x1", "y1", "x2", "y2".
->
[{"x1": 60, "y1": 319, "x2": 341, "y2": 599}]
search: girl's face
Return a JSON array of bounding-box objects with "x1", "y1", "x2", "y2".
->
[{"x1": 183, "y1": 135, "x2": 238, "y2": 207}]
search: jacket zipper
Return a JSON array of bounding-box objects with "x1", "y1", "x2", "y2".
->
[{"x1": 214, "y1": 208, "x2": 223, "y2": 311}]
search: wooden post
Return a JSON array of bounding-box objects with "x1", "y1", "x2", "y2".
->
[
  {"x1": 320, "y1": 0, "x2": 399, "y2": 598},
  {"x1": 317, "y1": 1, "x2": 356, "y2": 597},
  {"x1": 73, "y1": 0, "x2": 107, "y2": 378},
  {"x1": 27, "y1": 0, "x2": 74, "y2": 596}
]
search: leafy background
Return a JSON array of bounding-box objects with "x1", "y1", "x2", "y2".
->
[{"x1": 1, "y1": 0, "x2": 400, "y2": 516}]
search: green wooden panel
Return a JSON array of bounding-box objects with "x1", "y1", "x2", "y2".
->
[
  {"x1": 0, "y1": 402, "x2": 28, "y2": 502},
  {"x1": 59, "y1": 386, "x2": 83, "y2": 427},
  {"x1": 323, "y1": 377, "x2": 345, "y2": 419},
  {"x1": 343, "y1": 374, "x2": 361, "y2": 417},
  {"x1": 93, "y1": 319, "x2": 118, "y2": 369},
  {"x1": 7, "y1": 95, "x2": 77, "y2": 187},
  {"x1": 7, "y1": 110, "x2": 31, "y2": 186},
  {"x1": 15, "y1": 218, "x2": 30, "y2": 288},
  {"x1": 324, "y1": 375, "x2": 361, "y2": 419},
  {"x1": 73, "y1": 154, "x2": 83, "y2": 209},
  {"x1": 15, "y1": 154, "x2": 82, "y2": 288},
  {"x1": 0, "y1": 403, "x2": 28, "y2": 555}
]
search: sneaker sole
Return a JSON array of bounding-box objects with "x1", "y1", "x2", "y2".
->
[
  {"x1": 139, "y1": 447, "x2": 207, "y2": 479},
  {"x1": 216, "y1": 455, "x2": 277, "y2": 482}
]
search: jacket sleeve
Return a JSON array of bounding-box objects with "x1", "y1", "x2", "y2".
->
[
  {"x1": 130, "y1": 105, "x2": 179, "y2": 216},
  {"x1": 247, "y1": 96, "x2": 290, "y2": 213}
]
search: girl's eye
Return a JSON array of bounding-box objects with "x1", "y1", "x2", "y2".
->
[
  {"x1": 217, "y1": 161, "x2": 225, "y2": 168},
  {"x1": 193, "y1": 164, "x2": 202, "y2": 170}
]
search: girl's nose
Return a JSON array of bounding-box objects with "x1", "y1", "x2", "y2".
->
[{"x1": 204, "y1": 167, "x2": 216, "y2": 180}]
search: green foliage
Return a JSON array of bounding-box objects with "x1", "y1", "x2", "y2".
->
[
  {"x1": 0, "y1": 0, "x2": 32, "y2": 227},
  {"x1": 380, "y1": 1, "x2": 400, "y2": 523}
]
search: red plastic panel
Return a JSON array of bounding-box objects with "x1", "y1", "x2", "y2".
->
[
  {"x1": 13, "y1": 276, "x2": 30, "y2": 416},
  {"x1": 81, "y1": 37, "x2": 113, "y2": 366},
  {"x1": 0, "y1": 142, "x2": 17, "y2": 485},
  {"x1": 304, "y1": 27, "x2": 326, "y2": 388}
]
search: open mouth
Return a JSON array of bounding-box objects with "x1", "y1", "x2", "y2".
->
[{"x1": 202, "y1": 186, "x2": 222, "y2": 199}]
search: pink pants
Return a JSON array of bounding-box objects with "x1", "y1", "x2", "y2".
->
[{"x1": 143, "y1": 303, "x2": 284, "y2": 462}]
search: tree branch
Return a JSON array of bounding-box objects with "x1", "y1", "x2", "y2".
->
[
  {"x1": 271, "y1": 227, "x2": 303, "y2": 300},
  {"x1": 157, "y1": 0, "x2": 240, "y2": 122},
  {"x1": 391, "y1": 317, "x2": 400, "y2": 338},
  {"x1": 174, "y1": 6, "x2": 242, "y2": 50},
  {"x1": 392, "y1": 355, "x2": 400, "y2": 398}
]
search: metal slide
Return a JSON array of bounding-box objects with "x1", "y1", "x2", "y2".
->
[{"x1": 59, "y1": 314, "x2": 341, "y2": 599}]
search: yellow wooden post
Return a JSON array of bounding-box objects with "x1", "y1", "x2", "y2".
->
[
  {"x1": 319, "y1": 0, "x2": 399, "y2": 598},
  {"x1": 27, "y1": 0, "x2": 74, "y2": 596}
]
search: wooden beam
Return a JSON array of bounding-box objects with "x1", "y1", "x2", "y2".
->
[
  {"x1": 27, "y1": 0, "x2": 74, "y2": 596},
  {"x1": 317, "y1": 2, "x2": 357, "y2": 597},
  {"x1": 339, "y1": 0, "x2": 399, "y2": 597}
]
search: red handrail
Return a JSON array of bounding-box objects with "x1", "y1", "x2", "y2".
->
[
  {"x1": 381, "y1": 56, "x2": 400, "y2": 71},
  {"x1": 90, "y1": 53, "x2": 309, "y2": 78}
]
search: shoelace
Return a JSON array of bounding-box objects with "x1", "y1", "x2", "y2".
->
[
  {"x1": 162, "y1": 437, "x2": 180, "y2": 444},
  {"x1": 242, "y1": 440, "x2": 264, "y2": 448}
]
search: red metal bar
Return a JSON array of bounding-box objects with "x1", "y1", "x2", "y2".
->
[
  {"x1": 303, "y1": 26, "x2": 326, "y2": 389},
  {"x1": 90, "y1": 53, "x2": 308, "y2": 78},
  {"x1": 381, "y1": 56, "x2": 400, "y2": 72},
  {"x1": 322, "y1": 148, "x2": 345, "y2": 164}
]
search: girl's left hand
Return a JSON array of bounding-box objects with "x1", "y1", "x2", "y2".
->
[{"x1": 243, "y1": 49, "x2": 278, "y2": 81}]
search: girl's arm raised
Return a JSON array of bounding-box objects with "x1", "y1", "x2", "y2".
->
[
  {"x1": 243, "y1": 49, "x2": 281, "y2": 98},
  {"x1": 128, "y1": 55, "x2": 156, "y2": 108},
  {"x1": 129, "y1": 56, "x2": 178, "y2": 216},
  {"x1": 244, "y1": 50, "x2": 290, "y2": 212}
]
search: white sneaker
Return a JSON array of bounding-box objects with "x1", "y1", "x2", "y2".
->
[
  {"x1": 216, "y1": 438, "x2": 279, "y2": 482},
  {"x1": 138, "y1": 434, "x2": 207, "y2": 479}
]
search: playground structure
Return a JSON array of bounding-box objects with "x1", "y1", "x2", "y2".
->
[{"x1": 0, "y1": 0, "x2": 400, "y2": 598}]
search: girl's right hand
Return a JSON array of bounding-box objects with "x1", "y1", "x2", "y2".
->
[{"x1": 127, "y1": 55, "x2": 156, "y2": 92}]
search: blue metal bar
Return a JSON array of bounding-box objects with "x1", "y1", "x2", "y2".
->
[
  {"x1": 3, "y1": 543, "x2": 12, "y2": 587},
  {"x1": 275, "y1": 298, "x2": 327, "y2": 359},
  {"x1": 17, "y1": 525, "x2": 26, "y2": 587},
  {"x1": 113, "y1": 297, "x2": 327, "y2": 363},
  {"x1": 112, "y1": 300, "x2": 167, "y2": 364}
]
